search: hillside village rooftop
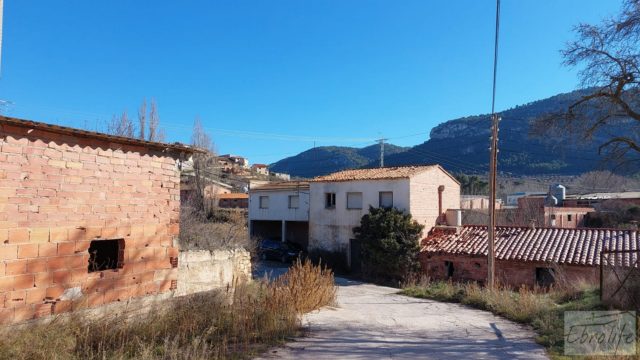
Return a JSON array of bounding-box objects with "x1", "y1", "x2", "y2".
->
[{"x1": 312, "y1": 165, "x2": 459, "y2": 183}]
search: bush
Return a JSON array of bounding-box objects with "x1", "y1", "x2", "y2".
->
[
  {"x1": 0, "y1": 261, "x2": 336, "y2": 360},
  {"x1": 353, "y1": 206, "x2": 424, "y2": 283},
  {"x1": 272, "y1": 259, "x2": 337, "y2": 314}
]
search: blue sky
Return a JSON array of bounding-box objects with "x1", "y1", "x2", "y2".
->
[{"x1": 0, "y1": 0, "x2": 621, "y2": 164}]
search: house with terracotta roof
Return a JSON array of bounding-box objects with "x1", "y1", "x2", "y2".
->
[
  {"x1": 420, "y1": 225, "x2": 640, "y2": 287},
  {"x1": 309, "y1": 165, "x2": 460, "y2": 270},
  {"x1": 248, "y1": 181, "x2": 310, "y2": 249},
  {"x1": 218, "y1": 193, "x2": 249, "y2": 209},
  {"x1": 251, "y1": 164, "x2": 269, "y2": 176}
]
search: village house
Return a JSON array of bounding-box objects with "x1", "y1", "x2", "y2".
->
[
  {"x1": 420, "y1": 225, "x2": 640, "y2": 288},
  {"x1": 309, "y1": 165, "x2": 460, "y2": 269},
  {"x1": 219, "y1": 154, "x2": 249, "y2": 169},
  {"x1": 516, "y1": 185, "x2": 595, "y2": 228},
  {"x1": 0, "y1": 116, "x2": 195, "y2": 324},
  {"x1": 563, "y1": 191, "x2": 640, "y2": 208},
  {"x1": 248, "y1": 181, "x2": 310, "y2": 249},
  {"x1": 218, "y1": 193, "x2": 249, "y2": 209},
  {"x1": 251, "y1": 164, "x2": 269, "y2": 176},
  {"x1": 180, "y1": 175, "x2": 233, "y2": 204}
]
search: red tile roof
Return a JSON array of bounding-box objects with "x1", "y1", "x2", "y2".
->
[
  {"x1": 312, "y1": 165, "x2": 459, "y2": 183},
  {"x1": 218, "y1": 193, "x2": 248, "y2": 199},
  {"x1": 250, "y1": 181, "x2": 309, "y2": 192},
  {"x1": 422, "y1": 225, "x2": 640, "y2": 267}
]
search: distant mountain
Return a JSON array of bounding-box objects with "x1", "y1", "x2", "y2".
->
[
  {"x1": 269, "y1": 143, "x2": 408, "y2": 178},
  {"x1": 271, "y1": 89, "x2": 636, "y2": 179},
  {"x1": 381, "y1": 89, "x2": 628, "y2": 175}
]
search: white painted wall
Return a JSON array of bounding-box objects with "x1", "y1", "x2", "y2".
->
[
  {"x1": 248, "y1": 188, "x2": 309, "y2": 222},
  {"x1": 309, "y1": 179, "x2": 411, "y2": 252}
]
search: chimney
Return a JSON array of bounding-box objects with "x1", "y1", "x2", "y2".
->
[{"x1": 438, "y1": 185, "x2": 445, "y2": 223}]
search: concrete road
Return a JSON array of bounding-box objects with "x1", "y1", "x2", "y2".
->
[{"x1": 256, "y1": 273, "x2": 549, "y2": 360}]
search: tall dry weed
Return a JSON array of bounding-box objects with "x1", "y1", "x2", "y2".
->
[{"x1": 0, "y1": 261, "x2": 336, "y2": 360}]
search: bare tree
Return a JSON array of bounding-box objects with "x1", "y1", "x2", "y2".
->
[
  {"x1": 148, "y1": 99, "x2": 164, "y2": 142},
  {"x1": 533, "y1": 0, "x2": 640, "y2": 160},
  {"x1": 138, "y1": 99, "x2": 146, "y2": 141},
  {"x1": 570, "y1": 170, "x2": 640, "y2": 193},
  {"x1": 106, "y1": 111, "x2": 135, "y2": 138},
  {"x1": 190, "y1": 118, "x2": 218, "y2": 213}
]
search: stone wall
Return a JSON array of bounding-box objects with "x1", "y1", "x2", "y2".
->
[{"x1": 176, "y1": 248, "x2": 251, "y2": 296}]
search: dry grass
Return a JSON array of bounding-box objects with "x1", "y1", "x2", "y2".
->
[
  {"x1": 273, "y1": 259, "x2": 337, "y2": 314},
  {"x1": 0, "y1": 261, "x2": 336, "y2": 360},
  {"x1": 401, "y1": 277, "x2": 611, "y2": 359},
  {"x1": 179, "y1": 205, "x2": 252, "y2": 252}
]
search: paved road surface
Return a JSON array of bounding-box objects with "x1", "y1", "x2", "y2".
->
[{"x1": 255, "y1": 266, "x2": 548, "y2": 360}]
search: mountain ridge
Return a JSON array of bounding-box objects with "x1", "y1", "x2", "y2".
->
[{"x1": 270, "y1": 89, "x2": 634, "y2": 178}]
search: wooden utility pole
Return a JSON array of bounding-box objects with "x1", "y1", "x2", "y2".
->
[
  {"x1": 487, "y1": 0, "x2": 501, "y2": 289},
  {"x1": 487, "y1": 114, "x2": 499, "y2": 288}
]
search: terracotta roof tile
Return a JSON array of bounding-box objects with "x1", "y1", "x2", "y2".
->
[
  {"x1": 218, "y1": 193, "x2": 248, "y2": 199},
  {"x1": 312, "y1": 165, "x2": 448, "y2": 182},
  {"x1": 251, "y1": 181, "x2": 309, "y2": 191},
  {"x1": 422, "y1": 225, "x2": 640, "y2": 266}
]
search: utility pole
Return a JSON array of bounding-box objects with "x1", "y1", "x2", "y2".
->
[
  {"x1": 377, "y1": 138, "x2": 387, "y2": 168},
  {"x1": 487, "y1": 0, "x2": 501, "y2": 289},
  {"x1": 488, "y1": 114, "x2": 500, "y2": 288}
]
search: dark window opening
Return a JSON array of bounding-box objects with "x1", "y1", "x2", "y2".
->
[
  {"x1": 444, "y1": 261, "x2": 455, "y2": 278},
  {"x1": 567, "y1": 214, "x2": 573, "y2": 221},
  {"x1": 325, "y1": 193, "x2": 336, "y2": 208},
  {"x1": 535, "y1": 267, "x2": 555, "y2": 287},
  {"x1": 88, "y1": 239, "x2": 124, "y2": 272}
]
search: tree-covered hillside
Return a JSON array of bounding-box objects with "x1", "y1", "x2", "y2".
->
[{"x1": 269, "y1": 143, "x2": 407, "y2": 178}]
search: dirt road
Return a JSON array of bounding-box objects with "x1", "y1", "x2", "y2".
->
[{"x1": 257, "y1": 275, "x2": 548, "y2": 359}]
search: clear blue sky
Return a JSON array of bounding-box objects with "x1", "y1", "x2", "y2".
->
[{"x1": 0, "y1": 0, "x2": 621, "y2": 164}]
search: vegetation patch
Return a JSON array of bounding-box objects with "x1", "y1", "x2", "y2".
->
[
  {"x1": 400, "y1": 279, "x2": 617, "y2": 359},
  {"x1": 354, "y1": 206, "x2": 424, "y2": 284},
  {"x1": 0, "y1": 260, "x2": 336, "y2": 360}
]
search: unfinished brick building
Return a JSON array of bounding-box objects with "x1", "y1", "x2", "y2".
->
[
  {"x1": 0, "y1": 116, "x2": 194, "y2": 324},
  {"x1": 420, "y1": 225, "x2": 640, "y2": 288}
]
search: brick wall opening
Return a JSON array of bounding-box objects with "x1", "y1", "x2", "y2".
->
[
  {"x1": 444, "y1": 261, "x2": 455, "y2": 278},
  {"x1": 535, "y1": 267, "x2": 555, "y2": 287},
  {"x1": 88, "y1": 239, "x2": 125, "y2": 272}
]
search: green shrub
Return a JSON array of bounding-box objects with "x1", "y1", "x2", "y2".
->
[{"x1": 353, "y1": 206, "x2": 424, "y2": 283}]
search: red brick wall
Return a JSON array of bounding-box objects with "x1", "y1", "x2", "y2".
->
[
  {"x1": 0, "y1": 123, "x2": 182, "y2": 324},
  {"x1": 420, "y1": 253, "x2": 599, "y2": 288}
]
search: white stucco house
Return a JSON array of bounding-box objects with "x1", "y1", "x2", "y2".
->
[
  {"x1": 248, "y1": 181, "x2": 310, "y2": 248},
  {"x1": 308, "y1": 165, "x2": 460, "y2": 268}
]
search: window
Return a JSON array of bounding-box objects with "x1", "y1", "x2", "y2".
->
[
  {"x1": 88, "y1": 239, "x2": 124, "y2": 272},
  {"x1": 535, "y1": 267, "x2": 555, "y2": 286},
  {"x1": 444, "y1": 261, "x2": 455, "y2": 278},
  {"x1": 346, "y1": 192, "x2": 363, "y2": 209},
  {"x1": 379, "y1": 191, "x2": 393, "y2": 208},
  {"x1": 325, "y1": 193, "x2": 336, "y2": 209},
  {"x1": 259, "y1": 196, "x2": 269, "y2": 209},
  {"x1": 551, "y1": 214, "x2": 556, "y2": 220},
  {"x1": 568, "y1": 214, "x2": 573, "y2": 221},
  {"x1": 288, "y1": 195, "x2": 299, "y2": 209}
]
